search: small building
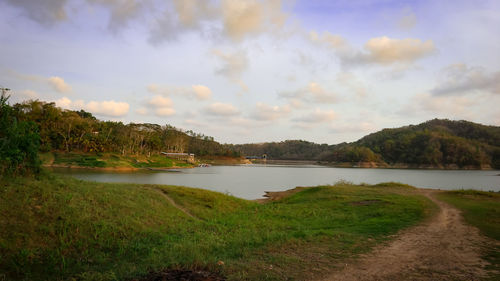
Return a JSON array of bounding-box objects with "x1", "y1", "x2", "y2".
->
[{"x1": 161, "y1": 152, "x2": 195, "y2": 163}]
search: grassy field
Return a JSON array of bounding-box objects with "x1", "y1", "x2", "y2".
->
[
  {"x1": 0, "y1": 175, "x2": 434, "y2": 281},
  {"x1": 40, "y1": 152, "x2": 193, "y2": 169},
  {"x1": 437, "y1": 190, "x2": 500, "y2": 279}
]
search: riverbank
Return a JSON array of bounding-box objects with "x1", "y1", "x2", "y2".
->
[
  {"x1": 248, "y1": 159, "x2": 494, "y2": 170},
  {"x1": 0, "y1": 174, "x2": 433, "y2": 281},
  {"x1": 40, "y1": 152, "x2": 250, "y2": 171}
]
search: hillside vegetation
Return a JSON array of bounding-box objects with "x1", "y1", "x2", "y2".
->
[
  {"x1": 234, "y1": 119, "x2": 500, "y2": 169},
  {"x1": 0, "y1": 175, "x2": 432, "y2": 281},
  {"x1": 12, "y1": 100, "x2": 237, "y2": 158}
]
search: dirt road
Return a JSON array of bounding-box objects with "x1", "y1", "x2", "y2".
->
[{"x1": 321, "y1": 190, "x2": 496, "y2": 281}]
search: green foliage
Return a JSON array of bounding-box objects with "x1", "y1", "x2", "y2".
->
[
  {"x1": 0, "y1": 175, "x2": 432, "y2": 280},
  {"x1": 0, "y1": 90, "x2": 41, "y2": 175},
  {"x1": 230, "y1": 140, "x2": 332, "y2": 160},
  {"x1": 12, "y1": 99, "x2": 236, "y2": 158},
  {"x1": 326, "y1": 118, "x2": 500, "y2": 168}
]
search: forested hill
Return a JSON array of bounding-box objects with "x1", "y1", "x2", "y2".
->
[
  {"x1": 340, "y1": 119, "x2": 500, "y2": 168},
  {"x1": 12, "y1": 100, "x2": 237, "y2": 157},
  {"x1": 234, "y1": 119, "x2": 500, "y2": 169}
]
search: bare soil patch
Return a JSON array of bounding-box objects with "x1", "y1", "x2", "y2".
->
[{"x1": 320, "y1": 189, "x2": 498, "y2": 281}]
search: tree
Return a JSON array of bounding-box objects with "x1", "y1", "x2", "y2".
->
[{"x1": 0, "y1": 88, "x2": 41, "y2": 175}]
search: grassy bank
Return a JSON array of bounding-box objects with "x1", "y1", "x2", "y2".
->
[
  {"x1": 0, "y1": 175, "x2": 433, "y2": 281},
  {"x1": 40, "y1": 152, "x2": 194, "y2": 169},
  {"x1": 437, "y1": 190, "x2": 500, "y2": 279}
]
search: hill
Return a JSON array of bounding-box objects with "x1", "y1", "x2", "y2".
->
[
  {"x1": 341, "y1": 119, "x2": 500, "y2": 169},
  {"x1": 234, "y1": 119, "x2": 500, "y2": 169}
]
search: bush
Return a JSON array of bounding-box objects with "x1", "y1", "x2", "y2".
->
[{"x1": 0, "y1": 90, "x2": 41, "y2": 176}]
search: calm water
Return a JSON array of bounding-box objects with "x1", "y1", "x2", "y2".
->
[{"x1": 52, "y1": 165, "x2": 500, "y2": 199}]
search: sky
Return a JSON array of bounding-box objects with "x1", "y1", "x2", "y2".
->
[{"x1": 1, "y1": 0, "x2": 499, "y2": 144}]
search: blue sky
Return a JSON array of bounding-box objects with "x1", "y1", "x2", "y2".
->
[{"x1": 1, "y1": 0, "x2": 499, "y2": 144}]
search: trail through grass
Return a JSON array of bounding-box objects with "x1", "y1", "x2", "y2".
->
[
  {"x1": 0, "y1": 174, "x2": 433, "y2": 280},
  {"x1": 437, "y1": 190, "x2": 500, "y2": 280}
]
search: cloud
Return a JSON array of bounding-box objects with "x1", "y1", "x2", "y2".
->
[
  {"x1": 279, "y1": 82, "x2": 339, "y2": 104},
  {"x1": 55, "y1": 97, "x2": 129, "y2": 117},
  {"x1": 361, "y1": 36, "x2": 434, "y2": 65},
  {"x1": 87, "y1": 0, "x2": 146, "y2": 32},
  {"x1": 309, "y1": 33, "x2": 435, "y2": 67},
  {"x1": 205, "y1": 102, "x2": 240, "y2": 116},
  {"x1": 147, "y1": 95, "x2": 173, "y2": 108},
  {"x1": 148, "y1": 0, "x2": 290, "y2": 44},
  {"x1": 5, "y1": 0, "x2": 68, "y2": 25},
  {"x1": 293, "y1": 108, "x2": 336, "y2": 124},
  {"x1": 221, "y1": 0, "x2": 288, "y2": 41},
  {"x1": 192, "y1": 85, "x2": 212, "y2": 100},
  {"x1": 147, "y1": 84, "x2": 213, "y2": 101},
  {"x1": 309, "y1": 31, "x2": 348, "y2": 50},
  {"x1": 213, "y1": 49, "x2": 249, "y2": 92},
  {"x1": 251, "y1": 102, "x2": 291, "y2": 121},
  {"x1": 48, "y1": 76, "x2": 71, "y2": 93},
  {"x1": 155, "y1": 107, "x2": 176, "y2": 116},
  {"x1": 431, "y1": 64, "x2": 500, "y2": 96},
  {"x1": 148, "y1": 0, "x2": 218, "y2": 44},
  {"x1": 138, "y1": 94, "x2": 176, "y2": 117}
]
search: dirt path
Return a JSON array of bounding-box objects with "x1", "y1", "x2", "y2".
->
[
  {"x1": 146, "y1": 187, "x2": 200, "y2": 220},
  {"x1": 321, "y1": 190, "x2": 495, "y2": 281}
]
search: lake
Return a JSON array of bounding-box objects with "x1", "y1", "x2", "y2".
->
[{"x1": 52, "y1": 165, "x2": 500, "y2": 199}]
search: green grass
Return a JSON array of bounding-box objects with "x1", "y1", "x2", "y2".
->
[
  {"x1": 437, "y1": 190, "x2": 500, "y2": 280},
  {"x1": 0, "y1": 175, "x2": 433, "y2": 281},
  {"x1": 45, "y1": 152, "x2": 193, "y2": 169}
]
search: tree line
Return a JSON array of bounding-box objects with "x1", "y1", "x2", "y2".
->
[
  {"x1": 1, "y1": 96, "x2": 239, "y2": 175},
  {"x1": 233, "y1": 119, "x2": 500, "y2": 169}
]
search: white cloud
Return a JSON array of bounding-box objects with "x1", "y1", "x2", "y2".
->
[
  {"x1": 86, "y1": 100, "x2": 130, "y2": 117},
  {"x1": 139, "y1": 94, "x2": 176, "y2": 117},
  {"x1": 279, "y1": 82, "x2": 339, "y2": 104},
  {"x1": 251, "y1": 102, "x2": 291, "y2": 121},
  {"x1": 48, "y1": 76, "x2": 72, "y2": 93},
  {"x1": 362, "y1": 36, "x2": 434, "y2": 65},
  {"x1": 309, "y1": 33, "x2": 435, "y2": 67},
  {"x1": 55, "y1": 96, "x2": 72, "y2": 108},
  {"x1": 205, "y1": 102, "x2": 240, "y2": 116},
  {"x1": 221, "y1": 0, "x2": 288, "y2": 41},
  {"x1": 192, "y1": 85, "x2": 212, "y2": 100},
  {"x1": 147, "y1": 84, "x2": 213, "y2": 101},
  {"x1": 55, "y1": 97, "x2": 129, "y2": 117},
  {"x1": 213, "y1": 49, "x2": 249, "y2": 92},
  {"x1": 148, "y1": 95, "x2": 173, "y2": 107},
  {"x1": 155, "y1": 107, "x2": 176, "y2": 116},
  {"x1": 148, "y1": 0, "x2": 290, "y2": 44},
  {"x1": 431, "y1": 64, "x2": 500, "y2": 96}
]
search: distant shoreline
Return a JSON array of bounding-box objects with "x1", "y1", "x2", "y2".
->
[{"x1": 250, "y1": 159, "x2": 495, "y2": 170}]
